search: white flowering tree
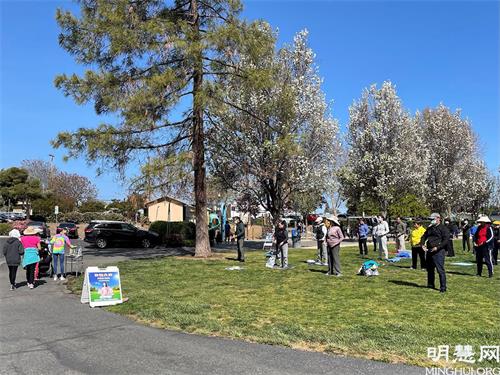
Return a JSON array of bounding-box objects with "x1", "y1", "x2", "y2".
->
[
  {"x1": 207, "y1": 30, "x2": 340, "y2": 221},
  {"x1": 417, "y1": 104, "x2": 491, "y2": 216},
  {"x1": 340, "y1": 81, "x2": 429, "y2": 216}
]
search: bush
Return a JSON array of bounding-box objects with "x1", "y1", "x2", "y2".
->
[
  {"x1": 0, "y1": 223, "x2": 12, "y2": 235},
  {"x1": 149, "y1": 221, "x2": 196, "y2": 246},
  {"x1": 58, "y1": 211, "x2": 126, "y2": 224}
]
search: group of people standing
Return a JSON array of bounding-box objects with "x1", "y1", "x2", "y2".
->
[{"x1": 3, "y1": 226, "x2": 75, "y2": 290}]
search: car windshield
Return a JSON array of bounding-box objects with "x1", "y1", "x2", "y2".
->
[
  {"x1": 59, "y1": 223, "x2": 76, "y2": 228},
  {"x1": 28, "y1": 221, "x2": 43, "y2": 226}
]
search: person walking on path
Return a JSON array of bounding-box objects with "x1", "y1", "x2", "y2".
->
[
  {"x1": 314, "y1": 216, "x2": 328, "y2": 265},
  {"x1": 2, "y1": 229, "x2": 24, "y2": 290},
  {"x1": 461, "y1": 219, "x2": 471, "y2": 252},
  {"x1": 410, "y1": 221, "x2": 426, "y2": 270},
  {"x1": 473, "y1": 216, "x2": 494, "y2": 278},
  {"x1": 375, "y1": 215, "x2": 389, "y2": 260},
  {"x1": 395, "y1": 217, "x2": 407, "y2": 252},
  {"x1": 20, "y1": 227, "x2": 41, "y2": 289},
  {"x1": 325, "y1": 215, "x2": 344, "y2": 276},
  {"x1": 358, "y1": 219, "x2": 369, "y2": 256},
  {"x1": 492, "y1": 220, "x2": 500, "y2": 266},
  {"x1": 235, "y1": 217, "x2": 245, "y2": 262},
  {"x1": 50, "y1": 228, "x2": 75, "y2": 281},
  {"x1": 421, "y1": 213, "x2": 449, "y2": 293}
]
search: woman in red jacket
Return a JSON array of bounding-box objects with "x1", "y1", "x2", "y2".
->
[{"x1": 473, "y1": 216, "x2": 494, "y2": 278}]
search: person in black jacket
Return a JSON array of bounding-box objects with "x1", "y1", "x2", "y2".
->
[
  {"x1": 493, "y1": 220, "x2": 500, "y2": 265},
  {"x1": 421, "y1": 213, "x2": 449, "y2": 293},
  {"x1": 444, "y1": 219, "x2": 455, "y2": 257},
  {"x1": 2, "y1": 229, "x2": 24, "y2": 290},
  {"x1": 235, "y1": 217, "x2": 245, "y2": 262},
  {"x1": 275, "y1": 220, "x2": 289, "y2": 268},
  {"x1": 461, "y1": 220, "x2": 471, "y2": 252}
]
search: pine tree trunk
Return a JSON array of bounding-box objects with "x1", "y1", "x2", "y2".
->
[{"x1": 191, "y1": 0, "x2": 210, "y2": 257}]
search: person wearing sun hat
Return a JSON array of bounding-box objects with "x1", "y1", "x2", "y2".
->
[
  {"x1": 492, "y1": 220, "x2": 500, "y2": 265},
  {"x1": 324, "y1": 214, "x2": 344, "y2": 276},
  {"x1": 473, "y1": 215, "x2": 494, "y2": 277},
  {"x1": 20, "y1": 226, "x2": 42, "y2": 289}
]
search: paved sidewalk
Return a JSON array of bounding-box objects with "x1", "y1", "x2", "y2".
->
[{"x1": 0, "y1": 262, "x2": 424, "y2": 375}]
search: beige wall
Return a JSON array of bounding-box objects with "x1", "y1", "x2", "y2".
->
[{"x1": 147, "y1": 200, "x2": 184, "y2": 222}]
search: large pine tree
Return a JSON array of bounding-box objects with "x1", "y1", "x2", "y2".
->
[{"x1": 53, "y1": 0, "x2": 272, "y2": 256}]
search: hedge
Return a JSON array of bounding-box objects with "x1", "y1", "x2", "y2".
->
[
  {"x1": 0, "y1": 223, "x2": 12, "y2": 235},
  {"x1": 149, "y1": 221, "x2": 195, "y2": 246},
  {"x1": 57, "y1": 211, "x2": 126, "y2": 224}
]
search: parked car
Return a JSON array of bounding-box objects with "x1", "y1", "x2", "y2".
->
[
  {"x1": 25, "y1": 221, "x2": 51, "y2": 238},
  {"x1": 56, "y1": 222, "x2": 79, "y2": 239},
  {"x1": 84, "y1": 220, "x2": 159, "y2": 249}
]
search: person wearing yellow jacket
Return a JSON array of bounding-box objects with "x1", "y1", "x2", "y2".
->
[{"x1": 410, "y1": 221, "x2": 427, "y2": 270}]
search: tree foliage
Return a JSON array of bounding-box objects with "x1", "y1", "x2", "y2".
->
[
  {"x1": 0, "y1": 168, "x2": 43, "y2": 215},
  {"x1": 340, "y1": 81, "x2": 429, "y2": 215},
  {"x1": 52, "y1": 0, "x2": 273, "y2": 257},
  {"x1": 418, "y1": 104, "x2": 490, "y2": 216},
  {"x1": 208, "y1": 30, "x2": 340, "y2": 220}
]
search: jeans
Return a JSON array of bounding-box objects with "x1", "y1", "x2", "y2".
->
[
  {"x1": 358, "y1": 238, "x2": 368, "y2": 255},
  {"x1": 462, "y1": 235, "x2": 471, "y2": 252},
  {"x1": 378, "y1": 236, "x2": 388, "y2": 259},
  {"x1": 426, "y1": 249, "x2": 446, "y2": 291},
  {"x1": 279, "y1": 243, "x2": 289, "y2": 268},
  {"x1": 8, "y1": 265, "x2": 18, "y2": 286},
  {"x1": 26, "y1": 263, "x2": 36, "y2": 285},
  {"x1": 53, "y1": 253, "x2": 65, "y2": 275},
  {"x1": 327, "y1": 244, "x2": 341, "y2": 275},
  {"x1": 411, "y1": 246, "x2": 426, "y2": 269},
  {"x1": 396, "y1": 235, "x2": 406, "y2": 251},
  {"x1": 237, "y1": 238, "x2": 245, "y2": 261},
  {"x1": 317, "y1": 240, "x2": 327, "y2": 262}
]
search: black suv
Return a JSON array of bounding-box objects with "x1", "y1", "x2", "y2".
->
[{"x1": 84, "y1": 221, "x2": 159, "y2": 249}]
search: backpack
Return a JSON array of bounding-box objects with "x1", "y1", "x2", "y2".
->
[{"x1": 315, "y1": 225, "x2": 324, "y2": 241}]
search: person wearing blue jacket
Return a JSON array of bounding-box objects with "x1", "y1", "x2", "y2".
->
[{"x1": 358, "y1": 219, "x2": 369, "y2": 256}]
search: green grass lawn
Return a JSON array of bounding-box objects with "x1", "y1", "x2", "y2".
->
[{"x1": 69, "y1": 240, "x2": 499, "y2": 367}]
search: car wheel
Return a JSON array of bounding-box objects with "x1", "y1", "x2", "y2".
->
[
  {"x1": 141, "y1": 238, "x2": 151, "y2": 248},
  {"x1": 96, "y1": 238, "x2": 108, "y2": 249}
]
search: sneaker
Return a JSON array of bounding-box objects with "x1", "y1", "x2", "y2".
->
[
  {"x1": 53, "y1": 275, "x2": 58, "y2": 281},
  {"x1": 28, "y1": 284, "x2": 34, "y2": 289},
  {"x1": 60, "y1": 276, "x2": 66, "y2": 281},
  {"x1": 335, "y1": 274, "x2": 343, "y2": 277},
  {"x1": 10, "y1": 285, "x2": 15, "y2": 291},
  {"x1": 325, "y1": 272, "x2": 332, "y2": 276}
]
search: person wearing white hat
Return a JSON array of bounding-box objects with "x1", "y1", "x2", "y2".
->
[
  {"x1": 2, "y1": 229, "x2": 24, "y2": 290},
  {"x1": 314, "y1": 216, "x2": 327, "y2": 265},
  {"x1": 420, "y1": 213, "x2": 449, "y2": 293},
  {"x1": 472, "y1": 216, "x2": 494, "y2": 278},
  {"x1": 324, "y1": 215, "x2": 344, "y2": 276}
]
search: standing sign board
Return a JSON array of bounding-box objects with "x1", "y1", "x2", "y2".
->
[{"x1": 81, "y1": 267, "x2": 123, "y2": 307}]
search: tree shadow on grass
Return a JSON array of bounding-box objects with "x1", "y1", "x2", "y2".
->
[{"x1": 388, "y1": 280, "x2": 427, "y2": 288}]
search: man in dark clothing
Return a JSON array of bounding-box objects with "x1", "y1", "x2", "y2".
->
[
  {"x1": 421, "y1": 213, "x2": 449, "y2": 293},
  {"x1": 235, "y1": 217, "x2": 245, "y2": 262},
  {"x1": 461, "y1": 220, "x2": 471, "y2": 252},
  {"x1": 444, "y1": 219, "x2": 455, "y2": 257},
  {"x1": 492, "y1": 220, "x2": 500, "y2": 265}
]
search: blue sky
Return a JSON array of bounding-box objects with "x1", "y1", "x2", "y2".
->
[{"x1": 1, "y1": 0, "x2": 499, "y2": 200}]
